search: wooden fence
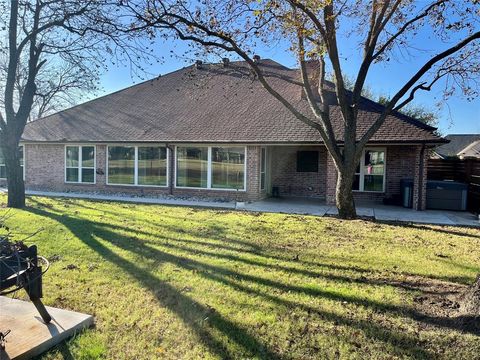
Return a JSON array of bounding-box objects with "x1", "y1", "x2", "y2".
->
[{"x1": 428, "y1": 158, "x2": 480, "y2": 213}]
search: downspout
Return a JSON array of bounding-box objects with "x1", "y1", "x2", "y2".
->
[
  {"x1": 166, "y1": 143, "x2": 174, "y2": 196},
  {"x1": 418, "y1": 144, "x2": 426, "y2": 210}
]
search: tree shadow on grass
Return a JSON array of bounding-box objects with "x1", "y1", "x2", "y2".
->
[
  {"x1": 38, "y1": 197, "x2": 477, "y2": 286},
  {"x1": 377, "y1": 221, "x2": 480, "y2": 239},
  {"x1": 25, "y1": 206, "x2": 284, "y2": 360},
  {"x1": 25, "y1": 207, "x2": 471, "y2": 358},
  {"x1": 76, "y1": 208, "x2": 477, "y2": 287}
]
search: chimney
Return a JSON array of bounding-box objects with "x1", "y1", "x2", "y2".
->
[
  {"x1": 222, "y1": 57, "x2": 230, "y2": 67},
  {"x1": 195, "y1": 60, "x2": 203, "y2": 69},
  {"x1": 300, "y1": 60, "x2": 320, "y2": 100},
  {"x1": 253, "y1": 55, "x2": 261, "y2": 63}
]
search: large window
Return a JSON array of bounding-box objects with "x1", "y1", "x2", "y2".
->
[
  {"x1": 212, "y1": 147, "x2": 245, "y2": 190},
  {"x1": 176, "y1": 147, "x2": 208, "y2": 188},
  {"x1": 176, "y1": 146, "x2": 246, "y2": 190},
  {"x1": 107, "y1": 145, "x2": 168, "y2": 186},
  {"x1": 0, "y1": 148, "x2": 5, "y2": 179},
  {"x1": 138, "y1": 147, "x2": 168, "y2": 186},
  {"x1": 108, "y1": 146, "x2": 135, "y2": 185},
  {"x1": 0, "y1": 146, "x2": 24, "y2": 180},
  {"x1": 352, "y1": 149, "x2": 386, "y2": 192},
  {"x1": 0, "y1": 145, "x2": 25, "y2": 180},
  {"x1": 65, "y1": 146, "x2": 95, "y2": 183}
]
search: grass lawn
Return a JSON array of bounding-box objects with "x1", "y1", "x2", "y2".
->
[{"x1": 1, "y1": 195, "x2": 479, "y2": 359}]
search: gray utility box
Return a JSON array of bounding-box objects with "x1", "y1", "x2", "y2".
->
[
  {"x1": 400, "y1": 178, "x2": 414, "y2": 208},
  {"x1": 426, "y1": 180, "x2": 468, "y2": 211}
]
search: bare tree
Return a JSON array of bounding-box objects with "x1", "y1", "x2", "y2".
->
[
  {"x1": 0, "y1": 53, "x2": 96, "y2": 121},
  {"x1": 125, "y1": 0, "x2": 480, "y2": 219},
  {"x1": 0, "y1": 0, "x2": 154, "y2": 208}
]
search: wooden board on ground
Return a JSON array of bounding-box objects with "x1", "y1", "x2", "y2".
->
[{"x1": 0, "y1": 296, "x2": 93, "y2": 360}]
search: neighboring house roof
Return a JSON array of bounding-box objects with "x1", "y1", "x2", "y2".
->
[
  {"x1": 458, "y1": 140, "x2": 480, "y2": 159},
  {"x1": 434, "y1": 134, "x2": 480, "y2": 159},
  {"x1": 22, "y1": 59, "x2": 444, "y2": 144}
]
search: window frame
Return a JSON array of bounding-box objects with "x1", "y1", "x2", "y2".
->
[
  {"x1": 105, "y1": 144, "x2": 169, "y2": 188},
  {"x1": 260, "y1": 147, "x2": 266, "y2": 191},
  {"x1": 0, "y1": 145, "x2": 25, "y2": 181},
  {"x1": 64, "y1": 145, "x2": 96, "y2": 184},
  {"x1": 174, "y1": 145, "x2": 247, "y2": 191},
  {"x1": 353, "y1": 147, "x2": 387, "y2": 193}
]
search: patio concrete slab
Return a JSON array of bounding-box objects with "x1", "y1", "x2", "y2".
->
[
  {"x1": 443, "y1": 211, "x2": 480, "y2": 227},
  {"x1": 0, "y1": 297, "x2": 93, "y2": 360},
  {"x1": 249, "y1": 197, "x2": 479, "y2": 227},
  {"x1": 373, "y1": 206, "x2": 457, "y2": 225},
  {"x1": 325, "y1": 206, "x2": 375, "y2": 218}
]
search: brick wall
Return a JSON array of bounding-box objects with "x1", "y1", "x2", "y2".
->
[
  {"x1": 325, "y1": 153, "x2": 337, "y2": 205},
  {"x1": 21, "y1": 143, "x2": 265, "y2": 202},
  {"x1": 326, "y1": 145, "x2": 422, "y2": 205},
  {"x1": 270, "y1": 146, "x2": 327, "y2": 198},
  {"x1": 11, "y1": 143, "x2": 425, "y2": 207},
  {"x1": 412, "y1": 145, "x2": 428, "y2": 210}
]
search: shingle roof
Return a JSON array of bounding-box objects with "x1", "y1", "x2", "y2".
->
[
  {"x1": 458, "y1": 140, "x2": 480, "y2": 159},
  {"x1": 22, "y1": 59, "x2": 444, "y2": 144},
  {"x1": 434, "y1": 134, "x2": 480, "y2": 158}
]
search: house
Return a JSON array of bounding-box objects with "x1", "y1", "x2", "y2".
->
[
  {"x1": 432, "y1": 134, "x2": 480, "y2": 160},
  {"x1": 0, "y1": 59, "x2": 446, "y2": 210}
]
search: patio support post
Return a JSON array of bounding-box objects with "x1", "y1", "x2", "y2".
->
[
  {"x1": 246, "y1": 146, "x2": 263, "y2": 202},
  {"x1": 326, "y1": 154, "x2": 337, "y2": 205},
  {"x1": 413, "y1": 144, "x2": 427, "y2": 211}
]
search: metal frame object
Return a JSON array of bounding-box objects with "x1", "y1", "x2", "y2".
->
[{"x1": 0, "y1": 243, "x2": 51, "y2": 324}]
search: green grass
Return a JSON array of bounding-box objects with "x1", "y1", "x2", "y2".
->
[{"x1": 1, "y1": 195, "x2": 479, "y2": 359}]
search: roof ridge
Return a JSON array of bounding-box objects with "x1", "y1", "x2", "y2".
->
[
  {"x1": 28, "y1": 58, "x2": 291, "y2": 126},
  {"x1": 27, "y1": 64, "x2": 195, "y2": 125}
]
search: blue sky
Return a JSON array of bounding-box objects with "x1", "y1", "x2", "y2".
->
[{"x1": 99, "y1": 30, "x2": 480, "y2": 136}]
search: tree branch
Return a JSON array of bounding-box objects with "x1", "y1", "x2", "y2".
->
[
  {"x1": 372, "y1": 0, "x2": 448, "y2": 62},
  {"x1": 358, "y1": 31, "x2": 480, "y2": 148}
]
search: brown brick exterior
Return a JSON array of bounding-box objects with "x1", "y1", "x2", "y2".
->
[
  {"x1": 20, "y1": 143, "x2": 267, "y2": 202},
  {"x1": 412, "y1": 145, "x2": 428, "y2": 210},
  {"x1": 326, "y1": 153, "x2": 338, "y2": 205},
  {"x1": 270, "y1": 146, "x2": 327, "y2": 198},
  {"x1": 10, "y1": 143, "x2": 426, "y2": 208},
  {"x1": 325, "y1": 145, "x2": 426, "y2": 207}
]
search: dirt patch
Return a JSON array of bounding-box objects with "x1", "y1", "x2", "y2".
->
[{"x1": 399, "y1": 274, "x2": 480, "y2": 334}]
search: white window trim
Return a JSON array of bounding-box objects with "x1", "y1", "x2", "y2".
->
[
  {"x1": 260, "y1": 147, "x2": 266, "y2": 191},
  {"x1": 106, "y1": 145, "x2": 169, "y2": 188},
  {"x1": 353, "y1": 147, "x2": 387, "y2": 193},
  {"x1": 0, "y1": 145, "x2": 26, "y2": 181},
  {"x1": 174, "y1": 145, "x2": 247, "y2": 192},
  {"x1": 65, "y1": 145, "x2": 96, "y2": 184}
]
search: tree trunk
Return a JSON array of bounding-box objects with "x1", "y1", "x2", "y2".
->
[
  {"x1": 461, "y1": 274, "x2": 480, "y2": 317},
  {"x1": 2, "y1": 143, "x2": 25, "y2": 208},
  {"x1": 336, "y1": 170, "x2": 357, "y2": 219}
]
